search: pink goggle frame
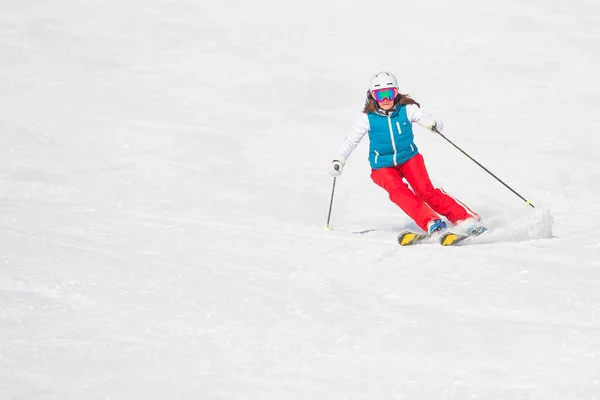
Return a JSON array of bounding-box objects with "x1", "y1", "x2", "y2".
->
[{"x1": 372, "y1": 88, "x2": 398, "y2": 102}]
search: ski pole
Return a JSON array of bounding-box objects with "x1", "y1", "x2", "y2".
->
[
  {"x1": 324, "y1": 166, "x2": 339, "y2": 230},
  {"x1": 432, "y1": 127, "x2": 534, "y2": 208}
]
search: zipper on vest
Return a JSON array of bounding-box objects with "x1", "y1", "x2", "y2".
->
[
  {"x1": 396, "y1": 121, "x2": 402, "y2": 135},
  {"x1": 374, "y1": 150, "x2": 379, "y2": 164},
  {"x1": 387, "y1": 116, "x2": 397, "y2": 166}
]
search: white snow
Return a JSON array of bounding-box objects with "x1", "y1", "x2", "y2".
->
[{"x1": 1, "y1": 1, "x2": 600, "y2": 399}]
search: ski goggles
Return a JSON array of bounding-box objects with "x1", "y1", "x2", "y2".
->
[{"x1": 372, "y1": 87, "x2": 398, "y2": 102}]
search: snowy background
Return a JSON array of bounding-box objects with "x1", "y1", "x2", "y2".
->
[{"x1": 1, "y1": 0, "x2": 600, "y2": 399}]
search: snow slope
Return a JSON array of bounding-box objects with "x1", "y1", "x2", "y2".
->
[{"x1": 1, "y1": 0, "x2": 600, "y2": 399}]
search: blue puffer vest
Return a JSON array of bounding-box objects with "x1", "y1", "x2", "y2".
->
[{"x1": 367, "y1": 105, "x2": 418, "y2": 169}]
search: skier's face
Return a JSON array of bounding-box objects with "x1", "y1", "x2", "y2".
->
[{"x1": 372, "y1": 88, "x2": 397, "y2": 111}]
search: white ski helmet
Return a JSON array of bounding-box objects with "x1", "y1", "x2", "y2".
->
[{"x1": 369, "y1": 71, "x2": 398, "y2": 91}]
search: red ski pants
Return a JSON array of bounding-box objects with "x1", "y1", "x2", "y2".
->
[{"x1": 370, "y1": 153, "x2": 478, "y2": 232}]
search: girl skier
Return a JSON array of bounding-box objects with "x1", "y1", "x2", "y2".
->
[{"x1": 329, "y1": 71, "x2": 485, "y2": 236}]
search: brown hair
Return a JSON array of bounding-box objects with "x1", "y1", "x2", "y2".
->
[{"x1": 362, "y1": 90, "x2": 420, "y2": 114}]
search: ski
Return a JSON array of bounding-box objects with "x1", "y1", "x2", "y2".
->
[
  {"x1": 439, "y1": 232, "x2": 470, "y2": 246},
  {"x1": 440, "y1": 226, "x2": 487, "y2": 246},
  {"x1": 397, "y1": 231, "x2": 429, "y2": 246}
]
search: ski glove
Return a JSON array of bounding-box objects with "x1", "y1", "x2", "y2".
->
[
  {"x1": 329, "y1": 157, "x2": 345, "y2": 177},
  {"x1": 418, "y1": 116, "x2": 443, "y2": 132}
]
